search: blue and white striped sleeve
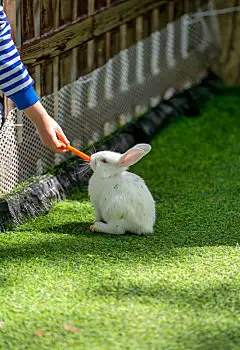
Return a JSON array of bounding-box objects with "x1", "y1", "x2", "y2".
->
[{"x1": 0, "y1": 5, "x2": 39, "y2": 110}]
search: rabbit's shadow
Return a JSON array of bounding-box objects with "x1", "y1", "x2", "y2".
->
[
  {"x1": 38, "y1": 221, "x2": 143, "y2": 238},
  {"x1": 42, "y1": 221, "x2": 93, "y2": 236}
]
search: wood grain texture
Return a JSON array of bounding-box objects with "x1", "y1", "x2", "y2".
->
[
  {"x1": 40, "y1": 0, "x2": 54, "y2": 35},
  {"x1": 159, "y1": 3, "x2": 169, "y2": 30},
  {"x1": 53, "y1": 0, "x2": 60, "y2": 95},
  {"x1": 19, "y1": 0, "x2": 169, "y2": 68},
  {"x1": 105, "y1": 0, "x2": 112, "y2": 61},
  {"x1": 3, "y1": 0, "x2": 18, "y2": 114},
  {"x1": 168, "y1": 1, "x2": 175, "y2": 22},
  {"x1": 110, "y1": 27, "x2": 120, "y2": 56},
  {"x1": 210, "y1": 0, "x2": 240, "y2": 85},
  {"x1": 120, "y1": 23, "x2": 127, "y2": 50},
  {"x1": 96, "y1": 34, "x2": 106, "y2": 67},
  {"x1": 59, "y1": 0, "x2": 73, "y2": 25},
  {"x1": 126, "y1": 19, "x2": 136, "y2": 48},
  {"x1": 87, "y1": 0, "x2": 96, "y2": 72},
  {"x1": 59, "y1": 51, "x2": 73, "y2": 88},
  {"x1": 21, "y1": 0, "x2": 34, "y2": 42},
  {"x1": 95, "y1": 0, "x2": 107, "y2": 10},
  {"x1": 41, "y1": 61, "x2": 54, "y2": 95},
  {"x1": 40, "y1": 0, "x2": 60, "y2": 95},
  {"x1": 59, "y1": 0, "x2": 74, "y2": 88},
  {"x1": 151, "y1": 7, "x2": 160, "y2": 32},
  {"x1": 40, "y1": 0, "x2": 54, "y2": 95},
  {"x1": 174, "y1": 0, "x2": 184, "y2": 18},
  {"x1": 77, "y1": 42, "x2": 88, "y2": 77},
  {"x1": 143, "y1": 11, "x2": 152, "y2": 39},
  {"x1": 77, "y1": 0, "x2": 88, "y2": 17}
]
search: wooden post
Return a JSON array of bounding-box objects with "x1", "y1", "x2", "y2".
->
[
  {"x1": 53, "y1": 0, "x2": 60, "y2": 121},
  {"x1": 72, "y1": 0, "x2": 78, "y2": 81},
  {"x1": 33, "y1": 0, "x2": 41, "y2": 98},
  {"x1": 77, "y1": 1, "x2": 88, "y2": 77},
  {"x1": 105, "y1": 0, "x2": 111, "y2": 61},
  {"x1": 87, "y1": 0, "x2": 95, "y2": 73},
  {"x1": 150, "y1": 7, "x2": 161, "y2": 106},
  {"x1": 2, "y1": 0, "x2": 19, "y2": 116},
  {"x1": 210, "y1": 0, "x2": 240, "y2": 85}
]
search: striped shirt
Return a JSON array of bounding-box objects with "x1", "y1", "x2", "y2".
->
[{"x1": 0, "y1": 5, "x2": 39, "y2": 110}]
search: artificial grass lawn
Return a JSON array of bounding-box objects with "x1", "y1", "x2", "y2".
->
[{"x1": 1, "y1": 88, "x2": 240, "y2": 350}]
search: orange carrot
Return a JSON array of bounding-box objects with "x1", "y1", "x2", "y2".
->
[{"x1": 61, "y1": 142, "x2": 90, "y2": 162}]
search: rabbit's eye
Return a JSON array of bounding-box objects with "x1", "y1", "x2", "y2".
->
[{"x1": 101, "y1": 159, "x2": 108, "y2": 164}]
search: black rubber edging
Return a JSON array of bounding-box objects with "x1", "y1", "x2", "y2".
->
[{"x1": 0, "y1": 72, "x2": 226, "y2": 232}]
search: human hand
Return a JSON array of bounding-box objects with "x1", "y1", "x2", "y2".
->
[
  {"x1": 35, "y1": 114, "x2": 69, "y2": 153},
  {"x1": 24, "y1": 101, "x2": 70, "y2": 153}
]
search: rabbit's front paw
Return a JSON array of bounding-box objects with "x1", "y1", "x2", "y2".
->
[
  {"x1": 90, "y1": 221, "x2": 125, "y2": 235},
  {"x1": 90, "y1": 222, "x2": 104, "y2": 232},
  {"x1": 90, "y1": 224, "x2": 97, "y2": 231}
]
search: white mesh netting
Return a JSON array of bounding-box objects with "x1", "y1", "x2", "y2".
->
[{"x1": 0, "y1": 4, "x2": 221, "y2": 195}]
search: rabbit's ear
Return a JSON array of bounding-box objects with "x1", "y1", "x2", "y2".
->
[
  {"x1": 120, "y1": 144, "x2": 151, "y2": 167},
  {"x1": 131, "y1": 144, "x2": 151, "y2": 153}
]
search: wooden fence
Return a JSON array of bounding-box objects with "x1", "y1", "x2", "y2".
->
[
  {"x1": 211, "y1": 0, "x2": 240, "y2": 85},
  {"x1": 3, "y1": 0, "x2": 210, "y2": 114}
]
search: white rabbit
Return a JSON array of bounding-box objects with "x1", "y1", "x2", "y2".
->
[{"x1": 88, "y1": 144, "x2": 155, "y2": 235}]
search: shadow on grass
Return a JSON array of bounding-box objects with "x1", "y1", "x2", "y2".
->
[
  {"x1": 0, "y1": 222, "x2": 174, "y2": 265},
  {"x1": 179, "y1": 329, "x2": 240, "y2": 350},
  {"x1": 37, "y1": 221, "x2": 93, "y2": 236},
  {"x1": 1, "y1": 195, "x2": 239, "y2": 263},
  {"x1": 0, "y1": 217, "x2": 238, "y2": 266},
  {"x1": 95, "y1": 281, "x2": 239, "y2": 308},
  {"x1": 92, "y1": 281, "x2": 240, "y2": 348},
  {"x1": 169, "y1": 325, "x2": 240, "y2": 350}
]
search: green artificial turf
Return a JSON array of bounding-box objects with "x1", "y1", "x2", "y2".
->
[{"x1": 1, "y1": 88, "x2": 240, "y2": 349}]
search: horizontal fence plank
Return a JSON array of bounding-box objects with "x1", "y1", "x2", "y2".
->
[{"x1": 19, "y1": 0, "x2": 169, "y2": 68}]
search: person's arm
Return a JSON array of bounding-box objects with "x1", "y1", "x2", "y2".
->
[{"x1": 0, "y1": 6, "x2": 69, "y2": 152}]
